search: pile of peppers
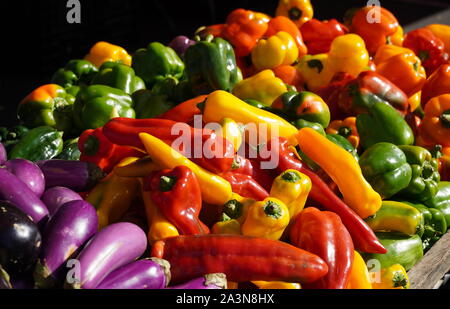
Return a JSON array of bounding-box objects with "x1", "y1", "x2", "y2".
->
[{"x1": 4, "y1": 0, "x2": 450, "y2": 290}]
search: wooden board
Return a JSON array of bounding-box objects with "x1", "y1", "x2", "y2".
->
[{"x1": 408, "y1": 230, "x2": 450, "y2": 289}]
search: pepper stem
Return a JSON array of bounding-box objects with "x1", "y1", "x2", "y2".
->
[
  {"x1": 264, "y1": 201, "x2": 282, "y2": 219},
  {"x1": 440, "y1": 109, "x2": 450, "y2": 128},
  {"x1": 338, "y1": 126, "x2": 352, "y2": 138},
  {"x1": 223, "y1": 199, "x2": 243, "y2": 219},
  {"x1": 159, "y1": 175, "x2": 177, "y2": 192},
  {"x1": 281, "y1": 170, "x2": 301, "y2": 183},
  {"x1": 83, "y1": 136, "x2": 100, "y2": 156},
  {"x1": 392, "y1": 272, "x2": 409, "y2": 289},
  {"x1": 307, "y1": 59, "x2": 324, "y2": 73},
  {"x1": 288, "y1": 7, "x2": 303, "y2": 21}
]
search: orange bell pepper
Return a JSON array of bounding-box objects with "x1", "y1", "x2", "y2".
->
[
  {"x1": 426, "y1": 24, "x2": 450, "y2": 54},
  {"x1": 265, "y1": 16, "x2": 308, "y2": 57},
  {"x1": 275, "y1": 0, "x2": 313, "y2": 28},
  {"x1": 272, "y1": 65, "x2": 304, "y2": 91},
  {"x1": 84, "y1": 41, "x2": 132, "y2": 67},
  {"x1": 419, "y1": 94, "x2": 450, "y2": 147},
  {"x1": 326, "y1": 117, "x2": 360, "y2": 149},
  {"x1": 421, "y1": 64, "x2": 450, "y2": 107}
]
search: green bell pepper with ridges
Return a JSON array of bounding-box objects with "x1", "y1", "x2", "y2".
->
[
  {"x1": 356, "y1": 99, "x2": 414, "y2": 149},
  {"x1": 397, "y1": 145, "x2": 440, "y2": 202},
  {"x1": 398, "y1": 200, "x2": 447, "y2": 238},
  {"x1": 0, "y1": 125, "x2": 29, "y2": 153},
  {"x1": 91, "y1": 61, "x2": 145, "y2": 94},
  {"x1": 292, "y1": 119, "x2": 326, "y2": 136},
  {"x1": 51, "y1": 59, "x2": 98, "y2": 89},
  {"x1": 132, "y1": 89, "x2": 174, "y2": 119},
  {"x1": 56, "y1": 138, "x2": 81, "y2": 161},
  {"x1": 424, "y1": 181, "x2": 450, "y2": 227},
  {"x1": 132, "y1": 42, "x2": 184, "y2": 87},
  {"x1": 73, "y1": 84, "x2": 135, "y2": 130},
  {"x1": 359, "y1": 142, "x2": 412, "y2": 199},
  {"x1": 184, "y1": 35, "x2": 242, "y2": 95}
]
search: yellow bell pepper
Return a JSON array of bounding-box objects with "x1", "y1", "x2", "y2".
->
[
  {"x1": 252, "y1": 280, "x2": 301, "y2": 289},
  {"x1": 84, "y1": 41, "x2": 132, "y2": 67},
  {"x1": 203, "y1": 90, "x2": 299, "y2": 146},
  {"x1": 346, "y1": 251, "x2": 372, "y2": 289},
  {"x1": 425, "y1": 24, "x2": 450, "y2": 54},
  {"x1": 138, "y1": 132, "x2": 232, "y2": 205},
  {"x1": 216, "y1": 118, "x2": 243, "y2": 153},
  {"x1": 371, "y1": 264, "x2": 410, "y2": 289},
  {"x1": 269, "y1": 169, "x2": 311, "y2": 220},
  {"x1": 211, "y1": 217, "x2": 242, "y2": 235},
  {"x1": 296, "y1": 128, "x2": 382, "y2": 219},
  {"x1": 388, "y1": 25, "x2": 404, "y2": 47},
  {"x1": 296, "y1": 53, "x2": 335, "y2": 92},
  {"x1": 373, "y1": 44, "x2": 416, "y2": 66},
  {"x1": 232, "y1": 69, "x2": 288, "y2": 106},
  {"x1": 141, "y1": 189, "x2": 179, "y2": 244},
  {"x1": 328, "y1": 34, "x2": 369, "y2": 78},
  {"x1": 251, "y1": 31, "x2": 299, "y2": 71},
  {"x1": 275, "y1": 0, "x2": 313, "y2": 28},
  {"x1": 220, "y1": 193, "x2": 255, "y2": 224},
  {"x1": 113, "y1": 156, "x2": 159, "y2": 177},
  {"x1": 241, "y1": 197, "x2": 290, "y2": 240}
]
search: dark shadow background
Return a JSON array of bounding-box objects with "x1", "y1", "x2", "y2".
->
[{"x1": 1, "y1": 0, "x2": 449, "y2": 126}]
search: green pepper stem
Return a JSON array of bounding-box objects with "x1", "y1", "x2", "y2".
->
[
  {"x1": 338, "y1": 126, "x2": 352, "y2": 138},
  {"x1": 440, "y1": 109, "x2": 450, "y2": 128},
  {"x1": 223, "y1": 199, "x2": 243, "y2": 219},
  {"x1": 159, "y1": 175, "x2": 177, "y2": 192},
  {"x1": 264, "y1": 201, "x2": 282, "y2": 219},
  {"x1": 288, "y1": 7, "x2": 302, "y2": 21},
  {"x1": 281, "y1": 170, "x2": 301, "y2": 183}
]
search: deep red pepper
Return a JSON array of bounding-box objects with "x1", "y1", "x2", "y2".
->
[
  {"x1": 151, "y1": 234, "x2": 329, "y2": 284},
  {"x1": 300, "y1": 18, "x2": 348, "y2": 54},
  {"x1": 256, "y1": 137, "x2": 386, "y2": 254},
  {"x1": 157, "y1": 95, "x2": 208, "y2": 124},
  {"x1": 148, "y1": 166, "x2": 209, "y2": 235},
  {"x1": 290, "y1": 207, "x2": 354, "y2": 289},
  {"x1": 78, "y1": 127, "x2": 144, "y2": 173},
  {"x1": 219, "y1": 171, "x2": 269, "y2": 201},
  {"x1": 231, "y1": 155, "x2": 275, "y2": 192}
]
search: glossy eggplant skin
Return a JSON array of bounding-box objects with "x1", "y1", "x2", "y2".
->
[
  {"x1": 4, "y1": 159, "x2": 45, "y2": 197},
  {"x1": 68, "y1": 222, "x2": 147, "y2": 289},
  {"x1": 0, "y1": 201, "x2": 42, "y2": 275},
  {"x1": 0, "y1": 143, "x2": 6, "y2": 165},
  {"x1": 96, "y1": 258, "x2": 170, "y2": 289},
  {"x1": 41, "y1": 186, "x2": 82, "y2": 216},
  {"x1": 168, "y1": 273, "x2": 227, "y2": 289},
  {"x1": 0, "y1": 168, "x2": 49, "y2": 225},
  {"x1": 37, "y1": 160, "x2": 105, "y2": 192},
  {"x1": 34, "y1": 200, "x2": 98, "y2": 289}
]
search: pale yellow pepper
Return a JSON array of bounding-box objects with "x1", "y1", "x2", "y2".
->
[
  {"x1": 84, "y1": 41, "x2": 132, "y2": 67},
  {"x1": 296, "y1": 53, "x2": 335, "y2": 92},
  {"x1": 371, "y1": 264, "x2": 410, "y2": 289},
  {"x1": 216, "y1": 118, "x2": 243, "y2": 153},
  {"x1": 328, "y1": 34, "x2": 369, "y2": 77}
]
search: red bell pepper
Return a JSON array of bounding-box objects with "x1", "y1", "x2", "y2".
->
[
  {"x1": 290, "y1": 207, "x2": 354, "y2": 289},
  {"x1": 219, "y1": 171, "x2": 269, "y2": 201},
  {"x1": 256, "y1": 137, "x2": 386, "y2": 254},
  {"x1": 300, "y1": 18, "x2": 348, "y2": 54},
  {"x1": 151, "y1": 234, "x2": 329, "y2": 284},
  {"x1": 148, "y1": 166, "x2": 209, "y2": 235},
  {"x1": 157, "y1": 95, "x2": 208, "y2": 124},
  {"x1": 231, "y1": 155, "x2": 275, "y2": 192},
  {"x1": 78, "y1": 127, "x2": 144, "y2": 173}
]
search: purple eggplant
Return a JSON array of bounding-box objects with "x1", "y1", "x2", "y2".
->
[
  {"x1": 0, "y1": 143, "x2": 6, "y2": 165},
  {"x1": 0, "y1": 201, "x2": 42, "y2": 275},
  {"x1": 4, "y1": 159, "x2": 45, "y2": 197},
  {"x1": 95, "y1": 258, "x2": 170, "y2": 289},
  {"x1": 169, "y1": 35, "x2": 195, "y2": 57},
  {"x1": 41, "y1": 186, "x2": 82, "y2": 216},
  {"x1": 67, "y1": 222, "x2": 147, "y2": 289},
  {"x1": 37, "y1": 160, "x2": 105, "y2": 192},
  {"x1": 34, "y1": 200, "x2": 98, "y2": 288},
  {"x1": 0, "y1": 167, "x2": 49, "y2": 224},
  {"x1": 168, "y1": 273, "x2": 227, "y2": 289}
]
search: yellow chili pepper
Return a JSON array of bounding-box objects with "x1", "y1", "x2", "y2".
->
[
  {"x1": 203, "y1": 90, "x2": 299, "y2": 146},
  {"x1": 275, "y1": 0, "x2": 313, "y2": 28},
  {"x1": 269, "y1": 169, "x2": 311, "y2": 220},
  {"x1": 252, "y1": 281, "x2": 301, "y2": 289},
  {"x1": 251, "y1": 31, "x2": 299, "y2": 71},
  {"x1": 326, "y1": 117, "x2": 360, "y2": 149},
  {"x1": 211, "y1": 217, "x2": 242, "y2": 235},
  {"x1": 296, "y1": 53, "x2": 335, "y2": 93},
  {"x1": 241, "y1": 197, "x2": 290, "y2": 240},
  {"x1": 328, "y1": 34, "x2": 369, "y2": 78},
  {"x1": 113, "y1": 156, "x2": 159, "y2": 177},
  {"x1": 84, "y1": 41, "x2": 132, "y2": 67},
  {"x1": 216, "y1": 118, "x2": 243, "y2": 153},
  {"x1": 232, "y1": 69, "x2": 288, "y2": 106},
  {"x1": 141, "y1": 189, "x2": 179, "y2": 244},
  {"x1": 371, "y1": 264, "x2": 410, "y2": 289},
  {"x1": 296, "y1": 128, "x2": 382, "y2": 219},
  {"x1": 425, "y1": 24, "x2": 450, "y2": 54},
  {"x1": 346, "y1": 251, "x2": 372, "y2": 289},
  {"x1": 138, "y1": 132, "x2": 232, "y2": 205}
]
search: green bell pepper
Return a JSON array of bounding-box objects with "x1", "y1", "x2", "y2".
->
[
  {"x1": 73, "y1": 85, "x2": 135, "y2": 130},
  {"x1": 91, "y1": 61, "x2": 145, "y2": 94},
  {"x1": 184, "y1": 35, "x2": 242, "y2": 95},
  {"x1": 132, "y1": 42, "x2": 184, "y2": 87},
  {"x1": 424, "y1": 181, "x2": 450, "y2": 227},
  {"x1": 326, "y1": 133, "x2": 359, "y2": 161},
  {"x1": 356, "y1": 99, "x2": 414, "y2": 149},
  {"x1": 396, "y1": 145, "x2": 440, "y2": 202},
  {"x1": 292, "y1": 119, "x2": 326, "y2": 136},
  {"x1": 56, "y1": 138, "x2": 81, "y2": 161},
  {"x1": 132, "y1": 89, "x2": 174, "y2": 119},
  {"x1": 359, "y1": 142, "x2": 412, "y2": 199},
  {"x1": 9, "y1": 126, "x2": 63, "y2": 162},
  {"x1": 17, "y1": 84, "x2": 76, "y2": 135},
  {"x1": 51, "y1": 59, "x2": 98, "y2": 89}
]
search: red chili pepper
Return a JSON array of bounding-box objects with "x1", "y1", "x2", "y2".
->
[
  {"x1": 78, "y1": 127, "x2": 144, "y2": 173},
  {"x1": 256, "y1": 137, "x2": 386, "y2": 254},
  {"x1": 290, "y1": 207, "x2": 354, "y2": 289},
  {"x1": 219, "y1": 171, "x2": 269, "y2": 201},
  {"x1": 157, "y1": 95, "x2": 208, "y2": 124},
  {"x1": 151, "y1": 234, "x2": 329, "y2": 284},
  {"x1": 148, "y1": 166, "x2": 209, "y2": 235},
  {"x1": 300, "y1": 18, "x2": 348, "y2": 54},
  {"x1": 403, "y1": 28, "x2": 449, "y2": 76}
]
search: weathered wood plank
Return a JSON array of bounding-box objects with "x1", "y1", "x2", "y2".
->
[{"x1": 408, "y1": 231, "x2": 450, "y2": 289}]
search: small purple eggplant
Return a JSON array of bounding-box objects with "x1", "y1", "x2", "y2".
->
[
  {"x1": 96, "y1": 258, "x2": 170, "y2": 289},
  {"x1": 0, "y1": 143, "x2": 6, "y2": 165},
  {"x1": 37, "y1": 160, "x2": 105, "y2": 192},
  {"x1": 168, "y1": 273, "x2": 227, "y2": 289},
  {"x1": 41, "y1": 186, "x2": 82, "y2": 216},
  {"x1": 4, "y1": 159, "x2": 45, "y2": 197},
  {"x1": 169, "y1": 35, "x2": 195, "y2": 57},
  {"x1": 34, "y1": 200, "x2": 98, "y2": 288},
  {"x1": 66, "y1": 222, "x2": 147, "y2": 289},
  {"x1": 0, "y1": 167, "x2": 49, "y2": 224}
]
